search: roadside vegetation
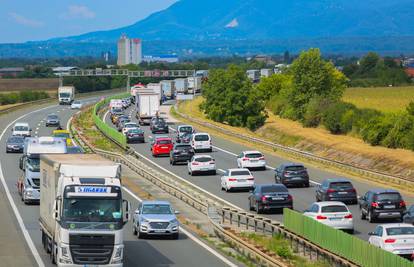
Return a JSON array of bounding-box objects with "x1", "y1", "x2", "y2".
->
[{"x1": 0, "y1": 90, "x2": 50, "y2": 105}]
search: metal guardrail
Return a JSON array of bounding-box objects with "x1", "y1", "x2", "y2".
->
[
  {"x1": 174, "y1": 105, "x2": 414, "y2": 189},
  {"x1": 70, "y1": 106, "x2": 359, "y2": 267}
]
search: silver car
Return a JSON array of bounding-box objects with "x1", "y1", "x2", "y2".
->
[
  {"x1": 132, "y1": 200, "x2": 179, "y2": 239},
  {"x1": 45, "y1": 114, "x2": 60, "y2": 127}
]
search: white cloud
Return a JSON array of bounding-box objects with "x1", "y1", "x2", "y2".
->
[
  {"x1": 61, "y1": 5, "x2": 95, "y2": 19},
  {"x1": 225, "y1": 18, "x2": 239, "y2": 28},
  {"x1": 9, "y1": 12, "x2": 43, "y2": 27}
]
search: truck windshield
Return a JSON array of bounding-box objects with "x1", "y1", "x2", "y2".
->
[
  {"x1": 62, "y1": 198, "x2": 122, "y2": 224},
  {"x1": 27, "y1": 157, "x2": 40, "y2": 172},
  {"x1": 59, "y1": 93, "x2": 71, "y2": 98}
]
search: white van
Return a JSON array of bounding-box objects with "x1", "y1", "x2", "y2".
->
[
  {"x1": 12, "y1": 122, "x2": 31, "y2": 137},
  {"x1": 191, "y1": 133, "x2": 212, "y2": 152}
]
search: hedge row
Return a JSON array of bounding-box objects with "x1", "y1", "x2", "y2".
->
[{"x1": 0, "y1": 91, "x2": 50, "y2": 105}]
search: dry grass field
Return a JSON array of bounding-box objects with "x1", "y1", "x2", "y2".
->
[
  {"x1": 0, "y1": 78, "x2": 58, "y2": 92},
  {"x1": 343, "y1": 86, "x2": 414, "y2": 113}
]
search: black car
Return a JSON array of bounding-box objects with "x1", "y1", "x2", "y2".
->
[
  {"x1": 248, "y1": 184, "x2": 293, "y2": 214},
  {"x1": 274, "y1": 163, "x2": 310, "y2": 187},
  {"x1": 45, "y1": 114, "x2": 60, "y2": 127},
  {"x1": 403, "y1": 205, "x2": 414, "y2": 225},
  {"x1": 315, "y1": 178, "x2": 357, "y2": 204},
  {"x1": 150, "y1": 118, "x2": 169, "y2": 134},
  {"x1": 359, "y1": 189, "x2": 406, "y2": 223},
  {"x1": 126, "y1": 128, "x2": 145, "y2": 143},
  {"x1": 176, "y1": 132, "x2": 193, "y2": 144},
  {"x1": 66, "y1": 146, "x2": 84, "y2": 154},
  {"x1": 6, "y1": 136, "x2": 25, "y2": 153},
  {"x1": 170, "y1": 144, "x2": 194, "y2": 165}
]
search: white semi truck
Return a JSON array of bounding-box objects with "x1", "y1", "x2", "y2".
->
[
  {"x1": 160, "y1": 80, "x2": 175, "y2": 99},
  {"x1": 39, "y1": 154, "x2": 130, "y2": 267},
  {"x1": 135, "y1": 90, "x2": 160, "y2": 125},
  {"x1": 58, "y1": 86, "x2": 75, "y2": 105},
  {"x1": 146, "y1": 83, "x2": 164, "y2": 103}
]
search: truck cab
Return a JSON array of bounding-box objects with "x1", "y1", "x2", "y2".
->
[
  {"x1": 58, "y1": 86, "x2": 75, "y2": 105},
  {"x1": 18, "y1": 137, "x2": 67, "y2": 204}
]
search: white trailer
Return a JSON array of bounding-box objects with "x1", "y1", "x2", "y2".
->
[
  {"x1": 58, "y1": 86, "x2": 75, "y2": 105},
  {"x1": 246, "y1": 70, "x2": 260, "y2": 82},
  {"x1": 174, "y1": 78, "x2": 188, "y2": 94},
  {"x1": 136, "y1": 90, "x2": 160, "y2": 125},
  {"x1": 160, "y1": 80, "x2": 175, "y2": 99},
  {"x1": 146, "y1": 83, "x2": 164, "y2": 102},
  {"x1": 39, "y1": 154, "x2": 130, "y2": 267},
  {"x1": 187, "y1": 77, "x2": 202, "y2": 93},
  {"x1": 109, "y1": 99, "x2": 123, "y2": 113},
  {"x1": 260, "y1": 68, "x2": 274, "y2": 78}
]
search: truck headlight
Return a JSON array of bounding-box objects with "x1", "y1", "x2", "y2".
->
[
  {"x1": 111, "y1": 245, "x2": 124, "y2": 264},
  {"x1": 59, "y1": 243, "x2": 72, "y2": 264}
]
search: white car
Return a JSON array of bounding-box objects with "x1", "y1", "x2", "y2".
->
[
  {"x1": 369, "y1": 224, "x2": 414, "y2": 257},
  {"x1": 191, "y1": 133, "x2": 212, "y2": 152},
  {"x1": 70, "y1": 100, "x2": 82, "y2": 109},
  {"x1": 187, "y1": 155, "x2": 216, "y2": 176},
  {"x1": 122, "y1": 122, "x2": 139, "y2": 135},
  {"x1": 304, "y1": 201, "x2": 354, "y2": 233},
  {"x1": 237, "y1": 151, "x2": 266, "y2": 170},
  {"x1": 220, "y1": 168, "x2": 255, "y2": 192},
  {"x1": 12, "y1": 122, "x2": 31, "y2": 137}
]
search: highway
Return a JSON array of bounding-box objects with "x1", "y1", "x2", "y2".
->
[
  {"x1": 0, "y1": 98, "x2": 234, "y2": 267},
  {"x1": 105, "y1": 102, "x2": 414, "y2": 241}
]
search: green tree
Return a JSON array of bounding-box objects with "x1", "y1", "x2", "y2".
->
[
  {"x1": 256, "y1": 74, "x2": 292, "y2": 101},
  {"x1": 201, "y1": 65, "x2": 267, "y2": 130}
]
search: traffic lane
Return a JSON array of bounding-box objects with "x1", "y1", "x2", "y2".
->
[
  {"x1": 116, "y1": 108, "x2": 389, "y2": 240},
  {"x1": 123, "y1": 189, "x2": 233, "y2": 267}
]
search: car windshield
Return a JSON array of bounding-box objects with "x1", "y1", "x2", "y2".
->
[
  {"x1": 54, "y1": 133, "x2": 69, "y2": 138},
  {"x1": 375, "y1": 193, "x2": 402, "y2": 201},
  {"x1": 195, "y1": 135, "x2": 209, "y2": 141},
  {"x1": 330, "y1": 182, "x2": 353, "y2": 190},
  {"x1": 8, "y1": 137, "x2": 24, "y2": 143},
  {"x1": 157, "y1": 140, "x2": 171, "y2": 145},
  {"x1": 321, "y1": 205, "x2": 348, "y2": 213},
  {"x1": 245, "y1": 153, "x2": 262, "y2": 158},
  {"x1": 14, "y1": 126, "x2": 28, "y2": 131},
  {"x1": 386, "y1": 227, "x2": 414, "y2": 236},
  {"x1": 142, "y1": 204, "x2": 172, "y2": 215},
  {"x1": 231, "y1": 170, "x2": 250, "y2": 176},
  {"x1": 27, "y1": 157, "x2": 40, "y2": 172},
  {"x1": 262, "y1": 186, "x2": 287, "y2": 193},
  {"x1": 195, "y1": 157, "x2": 212, "y2": 162},
  {"x1": 285, "y1": 165, "x2": 305, "y2": 171},
  {"x1": 63, "y1": 198, "x2": 122, "y2": 223},
  {"x1": 179, "y1": 126, "x2": 192, "y2": 133},
  {"x1": 48, "y1": 115, "x2": 58, "y2": 120}
]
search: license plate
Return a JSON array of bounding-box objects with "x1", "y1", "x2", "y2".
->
[
  {"x1": 161, "y1": 146, "x2": 168, "y2": 149},
  {"x1": 154, "y1": 230, "x2": 165, "y2": 233},
  {"x1": 272, "y1": 197, "x2": 284, "y2": 200},
  {"x1": 292, "y1": 177, "x2": 302, "y2": 180},
  {"x1": 201, "y1": 168, "x2": 208, "y2": 171},
  {"x1": 251, "y1": 160, "x2": 258, "y2": 162},
  {"x1": 338, "y1": 192, "x2": 347, "y2": 194},
  {"x1": 84, "y1": 265, "x2": 99, "y2": 267},
  {"x1": 384, "y1": 205, "x2": 395, "y2": 209},
  {"x1": 238, "y1": 179, "x2": 246, "y2": 182},
  {"x1": 329, "y1": 217, "x2": 341, "y2": 221}
]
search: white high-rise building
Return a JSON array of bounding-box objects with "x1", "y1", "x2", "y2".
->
[{"x1": 117, "y1": 35, "x2": 142, "y2": 66}]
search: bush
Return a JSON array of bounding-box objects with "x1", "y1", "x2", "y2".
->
[
  {"x1": 322, "y1": 102, "x2": 356, "y2": 134},
  {"x1": 302, "y1": 97, "x2": 335, "y2": 127},
  {"x1": 381, "y1": 113, "x2": 414, "y2": 148},
  {"x1": 268, "y1": 94, "x2": 288, "y2": 116},
  {"x1": 0, "y1": 91, "x2": 49, "y2": 105},
  {"x1": 360, "y1": 114, "x2": 394, "y2": 146}
]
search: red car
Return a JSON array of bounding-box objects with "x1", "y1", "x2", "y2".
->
[{"x1": 151, "y1": 137, "x2": 173, "y2": 157}]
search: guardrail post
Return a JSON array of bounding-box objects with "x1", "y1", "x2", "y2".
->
[
  {"x1": 229, "y1": 212, "x2": 233, "y2": 225},
  {"x1": 237, "y1": 214, "x2": 241, "y2": 228}
]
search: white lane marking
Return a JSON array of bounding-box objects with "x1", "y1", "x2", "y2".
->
[
  {"x1": 66, "y1": 116, "x2": 78, "y2": 147},
  {"x1": 56, "y1": 110, "x2": 60, "y2": 113},
  {"x1": 0, "y1": 106, "x2": 59, "y2": 267},
  {"x1": 37, "y1": 123, "x2": 40, "y2": 126},
  {"x1": 122, "y1": 186, "x2": 238, "y2": 267}
]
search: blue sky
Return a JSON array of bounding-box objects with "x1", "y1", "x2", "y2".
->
[{"x1": 0, "y1": 0, "x2": 177, "y2": 43}]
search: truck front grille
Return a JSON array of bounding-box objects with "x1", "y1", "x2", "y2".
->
[{"x1": 69, "y1": 234, "x2": 114, "y2": 265}]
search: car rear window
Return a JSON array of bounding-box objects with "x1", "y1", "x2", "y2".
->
[
  {"x1": 285, "y1": 165, "x2": 305, "y2": 171},
  {"x1": 386, "y1": 227, "x2": 414, "y2": 236},
  {"x1": 176, "y1": 145, "x2": 191, "y2": 150},
  {"x1": 8, "y1": 137, "x2": 24, "y2": 143},
  {"x1": 179, "y1": 126, "x2": 192, "y2": 133},
  {"x1": 129, "y1": 129, "x2": 142, "y2": 134},
  {"x1": 246, "y1": 153, "x2": 262, "y2": 158},
  {"x1": 330, "y1": 182, "x2": 353, "y2": 189},
  {"x1": 321, "y1": 205, "x2": 348, "y2": 213},
  {"x1": 261, "y1": 186, "x2": 287, "y2": 193},
  {"x1": 195, "y1": 157, "x2": 212, "y2": 162},
  {"x1": 230, "y1": 170, "x2": 251, "y2": 176},
  {"x1": 375, "y1": 193, "x2": 402, "y2": 201},
  {"x1": 157, "y1": 140, "x2": 172, "y2": 145},
  {"x1": 195, "y1": 134, "x2": 209, "y2": 141},
  {"x1": 14, "y1": 126, "x2": 28, "y2": 131}
]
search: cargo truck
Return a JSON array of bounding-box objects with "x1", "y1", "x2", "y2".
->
[
  {"x1": 160, "y1": 80, "x2": 175, "y2": 99},
  {"x1": 187, "y1": 77, "x2": 202, "y2": 94},
  {"x1": 135, "y1": 90, "x2": 160, "y2": 125},
  {"x1": 18, "y1": 137, "x2": 67, "y2": 204},
  {"x1": 39, "y1": 154, "x2": 130, "y2": 266},
  {"x1": 174, "y1": 78, "x2": 188, "y2": 94},
  {"x1": 146, "y1": 83, "x2": 164, "y2": 103},
  {"x1": 58, "y1": 86, "x2": 75, "y2": 105}
]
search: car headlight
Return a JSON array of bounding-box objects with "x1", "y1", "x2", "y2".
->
[
  {"x1": 6, "y1": 144, "x2": 13, "y2": 148},
  {"x1": 170, "y1": 219, "x2": 179, "y2": 225},
  {"x1": 141, "y1": 218, "x2": 150, "y2": 224}
]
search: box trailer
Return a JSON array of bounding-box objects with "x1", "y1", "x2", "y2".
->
[{"x1": 136, "y1": 90, "x2": 160, "y2": 125}]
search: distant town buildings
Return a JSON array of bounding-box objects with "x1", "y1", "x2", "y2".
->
[
  {"x1": 142, "y1": 55, "x2": 179, "y2": 63},
  {"x1": 52, "y1": 66, "x2": 79, "y2": 76},
  {"x1": 0, "y1": 67, "x2": 24, "y2": 78},
  {"x1": 117, "y1": 35, "x2": 142, "y2": 66}
]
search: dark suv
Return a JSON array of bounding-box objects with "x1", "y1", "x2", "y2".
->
[
  {"x1": 315, "y1": 178, "x2": 357, "y2": 204},
  {"x1": 359, "y1": 189, "x2": 406, "y2": 223},
  {"x1": 150, "y1": 118, "x2": 169, "y2": 134},
  {"x1": 248, "y1": 184, "x2": 293, "y2": 214},
  {"x1": 170, "y1": 144, "x2": 194, "y2": 165},
  {"x1": 274, "y1": 163, "x2": 310, "y2": 187}
]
